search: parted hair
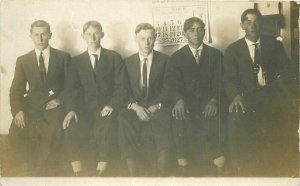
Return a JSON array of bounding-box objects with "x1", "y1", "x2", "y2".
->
[
  {"x1": 241, "y1": 9, "x2": 263, "y2": 23},
  {"x1": 30, "y1": 20, "x2": 51, "y2": 34},
  {"x1": 83, "y1": 20, "x2": 103, "y2": 33},
  {"x1": 135, "y1": 23, "x2": 155, "y2": 35},
  {"x1": 183, "y1": 17, "x2": 205, "y2": 32}
]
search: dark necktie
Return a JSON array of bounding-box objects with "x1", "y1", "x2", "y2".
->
[
  {"x1": 39, "y1": 52, "x2": 46, "y2": 83},
  {"x1": 253, "y1": 43, "x2": 260, "y2": 85},
  {"x1": 142, "y1": 58, "x2": 148, "y2": 96}
]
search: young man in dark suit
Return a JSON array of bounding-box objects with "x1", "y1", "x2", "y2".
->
[
  {"x1": 9, "y1": 20, "x2": 79, "y2": 176},
  {"x1": 223, "y1": 9, "x2": 290, "y2": 176},
  {"x1": 163, "y1": 17, "x2": 225, "y2": 176},
  {"x1": 118, "y1": 23, "x2": 170, "y2": 176},
  {"x1": 63, "y1": 20, "x2": 128, "y2": 176}
]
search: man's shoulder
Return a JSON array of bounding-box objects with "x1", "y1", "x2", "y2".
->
[
  {"x1": 204, "y1": 44, "x2": 222, "y2": 55},
  {"x1": 51, "y1": 47, "x2": 69, "y2": 55},
  {"x1": 101, "y1": 48, "x2": 122, "y2": 58},
  {"x1": 225, "y1": 38, "x2": 245, "y2": 52},
  {"x1": 154, "y1": 50, "x2": 169, "y2": 61},
  {"x1": 171, "y1": 45, "x2": 189, "y2": 58}
]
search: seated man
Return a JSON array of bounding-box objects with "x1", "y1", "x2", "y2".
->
[
  {"x1": 63, "y1": 20, "x2": 128, "y2": 176},
  {"x1": 9, "y1": 20, "x2": 79, "y2": 176},
  {"x1": 164, "y1": 17, "x2": 225, "y2": 176},
  {"x1": 223, "y1": 9, "x2": 291, "y2": 176},
  {"x1": 118, "y1": 23, "x2": 170, "y2": 176}
]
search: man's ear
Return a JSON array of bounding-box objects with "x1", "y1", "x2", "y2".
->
[
  {"x1": 240, "y1": 22, "x2": 245, "y2": 30},
  {"x1": 101, "y1": 32, "x2": 104, "y2": 39}
]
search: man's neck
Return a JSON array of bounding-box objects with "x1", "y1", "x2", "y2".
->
[
  {"x1": 88, "y1": 47, "x2": 100, "y2": 53},
  {"x1": 140, "y1": 51, "x2": 151, "y2": 57},
  {"x1": 189, "y1": 43, "x2": 202, "y2": 50},
  {"x1": 245, "y1": 35, "x2": 259, "y2": 43}
]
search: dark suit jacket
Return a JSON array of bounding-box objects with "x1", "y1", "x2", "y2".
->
[
  {"x1": 164, "y1": 44, "x2": 223, "y2": 110},
  {"x1": 125, "y1": 50, "x2": 169, "y2": 107},
  {"x1": 223, "y1": 35, "x2": 289, "y2": 101},
  {"x1": 65, "y1": 48, "x2": 128, "y2": 113},
  {"x1": 10, "y1": 47, "x2": 70, "y2": 118}
]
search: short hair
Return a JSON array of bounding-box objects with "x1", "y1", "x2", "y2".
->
[
  {"x1": 183, "y1": 17, "x2": 205, "y2": 32},
  {"x1": 30, "y1": 20, "x2": 51, "y2": 34},
  {"x1": 135, "y1": 23, "x2": 155, "y2": 35},
  {"x1": 83, "y1": 20, "x2": 102, "y2": 33},
  {"x1": 241, "y1": 9, "x2": 263, "y2": 23}
]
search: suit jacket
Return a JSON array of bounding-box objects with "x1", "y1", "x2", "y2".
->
[
  {"x1": 164, "y1": 44, "x2": 223, "y2": 110},
  {"x1": 65, "y1": 48, "x2": 128, "y2": 113},
  {"x1": 223, "y1": 35, "x2": 288, "y2": 101},
  {"x1": 125, "y1": 50, "x2": 169, "y2": 107},
  {"x1": 10, "y1": 47, "x2": 70, "y2": 117}
]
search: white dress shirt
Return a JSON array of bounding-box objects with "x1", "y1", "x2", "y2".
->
[
  {"x1": 189, "y1": 43, "x2": 203, "y2": 63},
  {"x1": 88, "y1": 47, "x2": 101, "y2": 69},
  {"x1": 35, "y1": 45, "x2": 50, "y2": 74},
  {"x1": 139, "y1": 51, "x2": 153, "y2": 89},
  {"x1": 244, "y1": 37, "x2": 266, "y2": 87}
]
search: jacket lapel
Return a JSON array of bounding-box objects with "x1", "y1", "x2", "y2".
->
[
  {"x1": 131, "y1": 54, "x2": 141, "y2": 95},
  {"x1": 240, "y1": 39, "x2": 254, "y2": 69},
  {"x1": 149, "y1": 51, "x2": 160, "y2": 91},
  {"x1": 28, "y1": 50, "x2": 44, "y2": 85},
  {"x1": 46, "y1": 47, "x2": 58, "y2": 84}
]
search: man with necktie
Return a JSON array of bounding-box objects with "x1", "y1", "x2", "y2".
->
[
  {"x1": 163, "y1": 17, "x2": 225, "y2": 176},
  {"x1": 223, "y1": 9, "x2": 290, "y2": 176},
  {"x1": 63, "y1": 20, "x2": 128, "y2": 176},
  {"x1": 118, "y1": 23, "x2": 170, "y2": 176},
  {"x1": 9, "y1": 20, "x2": 78, "y2": 176}
]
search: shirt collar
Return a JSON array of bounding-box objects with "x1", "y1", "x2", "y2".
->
[
  {"x1": 245, "y1": 37, "x2": 260, "y2": 47},
  {"x1": 88, "y1": 47, "x2": 101, "y2": 58},
  {"x1": 139, "y1": 51, "x2": 153, "y2": 63},
  {"x1": 35, "y1": 45, "x2": 50, "y2": 56},
  {"x1": 188, "y1": 43, "x2": 203, "y2": 54}
]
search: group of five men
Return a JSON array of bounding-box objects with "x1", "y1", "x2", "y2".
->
[{"x1": 9, "y1": 8, "x2": 289, "y2": 177}]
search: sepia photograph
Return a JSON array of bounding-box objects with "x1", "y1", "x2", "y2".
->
[{"x1": 0, "y1": 0, "x2": 299, "y2": 185}]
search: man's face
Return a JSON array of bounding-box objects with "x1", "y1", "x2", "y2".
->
[
  {"x1": 82, "y1": 26, "x2": 103, "y2": 50},
  {"x1": 30, "y1": 27, "x2": 52, "y2": 50},
  {"x1": 183, "y1": 22, "x2": 205, "y2": 48},
  {"x1": 135, "y1": 29, "x2": 156, "y2": 56},
  {"x1": 241, "y1": 13, "x2": 261, "y2": 40}
]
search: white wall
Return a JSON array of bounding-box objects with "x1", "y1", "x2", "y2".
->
[{"x1": 0, "y1": 0, "x2": 291, "y2": 134}]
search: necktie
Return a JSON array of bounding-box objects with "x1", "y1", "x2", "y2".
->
[
  {"x1": 142, "y1": 58, "x2": 148, "y2": 96},
  {"x1": 253, "y1": 43, "x2": 261, "y2": 86},
  {"x1": 93, "y1": 54, "x2": 98, "y2": 72},
  {"x1": 194, "y1": 49, "x2": 200, "y2": 64},
  {"x1": 39, "y1": 52, "x2": 46, "y2": 82}
]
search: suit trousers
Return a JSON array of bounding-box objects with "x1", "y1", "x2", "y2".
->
[
  {"x1": 226, "y1": 86, "x2": 280, "y2": 176},
  {"x1": 118, "y1": 109, "x2": 171, "y2": 161},
  {"x1": 171, "y1": 110, "x2": 224, "y2": 176},
  {"x1": 8, "y1": 105, "x2": 79, "y2": 176}
]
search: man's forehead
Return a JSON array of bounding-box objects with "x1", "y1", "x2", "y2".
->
[
  {"x1": 245, "y1": 13, "x2": 258, "y2": 21},
  {"x1": 85, "y1": 26, "x2": 102, "y2": 32},
  {"x1": 189, "y1": 22, "x2": 204, "y2": 29},
  {"x1": 31, "y1": 26, "x2": 49, "y2": 33}
]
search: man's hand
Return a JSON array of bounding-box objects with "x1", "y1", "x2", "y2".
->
[
  {"x1": 229, "y1": 95, "x2": 245, "y2": 113},
  {"x1": 62, "y1": 111, "x2": 78, "y2": 129},
  {"x1": 131, "y1": 103, "x2": 151, "y2": 121},
  {"x1": 202, "y1": 98, "x2": 218, "y2": 118},
  {"x1": 172, "y1": 99, "x2": 189, "y2": 120},
  {"x1": 100, "y1": 106, "x2": 114, "y2": 117},
  {"x1": 148, "y1": 103, "x2": 161, "y2": 114},
  {"x1": 45, "y1": 99, "x2": 61, "y2": 110},
  {"x1": 14, "y1": 111, "x2": 25, "y2": 128}
]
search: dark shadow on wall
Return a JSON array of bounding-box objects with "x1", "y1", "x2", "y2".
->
[
  {"x1": 56, "y1": 21, "x2": 81, "y2": 57},
  {"x1": 107, "y1": 22, "x2": 134, "y2": 58},
  {"x1": 212, "y1": 16, "x2": 240, "y2": 52}
]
